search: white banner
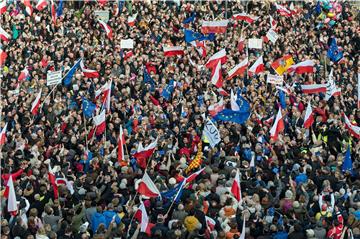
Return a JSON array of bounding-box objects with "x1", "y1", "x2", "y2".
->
[
  {"x1": 202, "y1": 118, "x2": 221, "y2": 148},
  {"x1": 266, "y1": 29, "x2": 279, "y2": 44},
  {"x1": 266, "y1": 74, "x2": 283, "y2": 85},
  {"x1": 94, "y1": 10, "x2": 110, "y2": 23},
  {"x1": 248, "y1": 38, "x2": 263, "y2": 49},
  {"x1": 47, "y1": 70, "x2": 62, "y2": 86},
  {"x1": 120, "y1": 39, "x2": 134, "y2": 49}
]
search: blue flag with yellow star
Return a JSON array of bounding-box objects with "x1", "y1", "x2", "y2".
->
[
  {"x1": 161, "y1": 79, "x2": 175, "y2": 101},
  {"x1": 82, "y1": 97, "x2": 96, "y2": 118},
  {"x1": 327, "y1": 37, "x2": 343, "y2": 62},
  {"x1": 184, "y1": 29, "x2": 215, "y2": 43},
  {"x1": 213, "y1": 95, "x2": 250, "y2": 124}
]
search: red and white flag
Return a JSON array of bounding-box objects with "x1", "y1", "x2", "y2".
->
[
  {"x1": 134, "y1": 202, "x2": 153, "y2": 235},
  {"x1": 23, "y1": 0, "x2": 33, "y2": 16},
  {"x1": 217, "y1": 87, "x2": 229, "y2": 97},
  {"x1": 343, "y1": 114, "x2": 360, "y2": 139},
  {"x1": 98, "y1": 19, "x2": 113, "y2": 39},
  {"x1": 163, "y1": 46, "x2": 184, "y2": 57},
  {"x1": 0, "y1": 122, "x2": 7, "y2": 145},
  {"x1": 123, "y1": 50, "x2": 133, "y2": 61},
  {"x1": 6, "y1": 176, "x2": 18, "y2": 216},
  {"x1": 274, "y1": 3, "x2": 292, "y2": 17},
  {"x1": 48, "y1": 165, "x2": 59, "y2": 199},
  {"x1": 201, "y1": 20, "x2": 229, "y2": 34},
  {"x1": 205, "y1": 216, "x2": 216, "y2": 232},
  {"x1": 232, "y1": 13, "x2": 259, "y2": 24},
  {"x1": 0, "y1": 0, "x2": 7, "y2": 14},
  {"x1": 248, "y1": 56, "x2": 265, "y2": 75},
  {"x1": 93, "y1": 110, "x2": 106, "y2": 135},
  {"x1": 288, "y1": 60, "x2": 314, "y2": 74},
  {"x1": 18, "y1": 67, "x2": 29, "y2": 82},
  {"x1": 31, "y1": 89, "x2": 42, "y2": 115},
  {"x1": 95, "y1": 80, "x2": 112, "y2": 110},
  {"x1": 80, "y1": 60, "x2": 100, "y2": 78},
  {"x1": 227, "y1": 57, "x2": 248, "y2": 80},
  {"x1": 36, "y1": 0, "x2": 47, "y2": 11},
  {"x1": 237, "y1": 37, "x2": 245, "y2": 52},
  {"x1": 117, "y1": 125, "x2": 125, "y2": 163},
  {"x1": 191, "y1": 41, "x2": 207, "y2": 58},
  {"x1": 0, "y1": 26, "x2": 10, "y2": 41},
  {"x1": 231, "y1": 169, "x2": 242, "y2": 202},
  {"x1": 358, "y1": 73, "x2": 360, "y2": 108},
  {"x1": 270, "y1": 108, "x2": 284, "y2": 141},
  {"x1": 137, "y1": 171, "x2": 161, "y2": 198},
  {"x1": 269, "y1": 15, "x2": 276, "y2": 29},
  {"x1": 0, "y1": 49, "x2": 7, "y2": 65},
  {"x1": 185, "y1": 167, "x2": 205, "y2": 184},
  {"x1": 303, "y1": 101, "x2": 314, "y2": 129},
  {"x1": 301, "y1": 84, "x2": 327, "y2": 94},
  {"x1": 211, "y1": 61, "x2": 223, "y2": 88},
  {"x1": 239, "y1": 216, "x2": 246, "y2": 239},
  {"x1": 208, "y1": 98, "x2": 225, "y2": 117},
  {"x1": 264, "y1": 115, "x2": 274, "y2": 125},
  {"x1": 127, "y1": 14, "x2": 137, "y2": 27},
  {"x1": 133, "y1": 138, "x2": 158, "y2": 168},
  {"x1": 325, "y1": 70, "x2": 341, "y2": 101},
  {"x1": 205, "y1": 49, "x2": 227, "y2": 69},
  {"x1": 51, "y1": 0, "x2": 56, "y2": 24},
  {"x1": 55, "y1": 177, "x2": 74, "y2": 194}
]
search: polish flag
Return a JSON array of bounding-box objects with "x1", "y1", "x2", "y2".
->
[
  {"x1": 217, "y1": 87, "x2": 229, "y2": 97},
  {"x1": 48, "y1": 165, "x2": 59, "y2": 199},
  {"x1": 303, "y1": 102, "x2": 314, "y2": 129},
  {"x1": 185, "y1": 167, "x2": 205, "y2": 184},
  {"x1": 232, "y1": 13, "x2": 259, "y2": 24},
  {"x1": 0, "y1": 123, "x2": 7, "y2": 145},
  {"x1": 248, "y1": 56, "x2": 265, "y2": 75},
  {"x1": 238, "y1": 37, "x2": 245, "y2": 52},
  {"x1": 31, "y1": 89, "x2": 42, "y2": 115},
  {"x1": 205, "y1": 216, "x2": 216, "y2": 232},
  {"x1": 0, "y1": 0, "x2": 7, "y2": 14},
  {"x1": 93, "y1": 110, "x2": 106, "y2": 135},
  {"x1": 127, "y1": 14, "x2": 137, "y2": 27},
  {"x1": 137, "y1": 171, "x2": 161, "y2": 198},
  {"x1": 274, "y1": 3, "x2": 292, "y2": 17},
  {"x1": 211, "y1": 61, "x2": 223, "y2": 88},
  {"x1": 288, "y1": 60, "x2": 315, "y2": 74},
  {"x1": 191, "y1": 41, "x2": 207, "y2": 58},
  {"x1": 301, "y1": 84, "x2": 327, "y2": 94},
  {"x1": 23, "y1": 0, "x2": 33, "y2": 16},
  {"x1": 80, "y1": 60, "x2": 100, "y2": 78},
  {"x1": 343, "y1": 114, "x2": 360, "y2": 139},
  {"x1": 227, "y1": 57, "x2": 248, "y2": 80},
  {"x1": 117, "y1": 125, "x2": 125, "y2": 163},
  {"x1": 239, "y1": 216, "x2": 246, "y2": 239},
  {"x1": 133, "y1": 138, "x2": 158, "y2": 168},
  {"x1": 6, "y1": 176, "x2": 18, "y2": 216},
  {"x1": 95, "y1": 81, "x2": 112, "y2": 109},
  {"x1": 263, "y1": 115, "x2": 274, "y2": 125},
  {"x1": 0, "y1": 26, "x2": 10, "y2": 41},
  {"x1": 36, "y1": 0, "x2": 48, "y2": 11},
  {"x1": 269, "y1": 15, "x2": 276, "y2": 29},
  {"x1": 231, "y1": 168, "x2": 242, "y2": 202},
  {"x1": 0, "y1": 49, "x2": 7, "y2": 65},
  {"x1": 98, "y1": 19, "x2": 113, "y2": 39},
  {"x1": 163, "y1": 46, "x2": 185, "y2": 57},
  {"x1": 270, "y1": 108, "x2": 284, "y2": 141},
  {"x1": 18, "y1": 67, "x2": 29, "y2": 82},
  {"x1": 134, "y1": 202, "x2": 154, "y2": 235},
  {"x1": 55, "y1": 177, "x2": 74, "y2": 195},
  {"x1": 123, "y1": 50, "x2": 133, "y2": 61},
  {"x1": 205, "y1": 49, "x2": 227, "y2": 69},
  {"x1": 208, "y1": 98, "x2": 225, "y2": 117},
  {"x1": 358, "y1": 73, "x2": 360, "y2": 108},
  {"x1": 51, "y1": 0, "x2": 56, "y2": 24},
  {"x1": 201, "y1": 20, "x2": 229, "y2": 34}
]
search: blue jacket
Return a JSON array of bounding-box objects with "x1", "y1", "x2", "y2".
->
[
  {"x1": 273, "y1": 231, "x2": 288, "y2": 239},
  {"x1": 91, "y1": 212, "x2": 106, "y2": 233},
  {"x1": 103, "y1": 210, "x2": 121, "y2": 228}
]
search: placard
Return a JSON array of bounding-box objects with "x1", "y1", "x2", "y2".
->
[
  {"x1": 248, "y1": 38, "x2": 263, "y2": 49},
  {"x1": 94, "y1": 10, "x2": 110, "y2": 23},
  {"x1": 120, "y1": 39, "x2": 134, "y2": 49},
  {"x1": 47, "y1": 70, "x2": 62, "y2": 86},
  {"x1": 266, "y1": 29, "x2": 279, "y2": 44},
  {"x1": 266, "y1": 74, "x2": 284, "y2": 85},
  {"x1": 202, "y1": 118, "x2": 221, "y2": 148}
]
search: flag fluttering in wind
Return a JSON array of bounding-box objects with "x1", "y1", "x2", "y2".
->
[
  {"x1": 248, "y1": 55, "x2": 265, "y2": 75},
  {"x1": 343, "y1": 114, "x2": 360, "y2": 139},
  {"x1": 0, "y1": 123, "x2": 8, "y2": 145},
  {"x1": 301, "y1": 84, "x2": 327, "y2": 94},
  {"x1": 23, "y1": 0, "x2": 33, "y2": 16},
  {"x1": 93, "y1": 110, "x2": 106, "y2": 136},
  {"x1": 137, "y1": 171, "x2": 162, "y2": 198},
  {"x1": 36, "y1": 0, "x2": 48, "y2": 11},
  {"x1": 0, "y1": 26, "x2": 11, "y2": 41},
  {"x1": 98, "y1": 19, "x2": 113, "y2": 39},
  {"x1": 80, "y1": 60, "x2": 100, "y2": 78},
  {"x1": 270, "y1": 108, "x2": 284, "y2": 140},
  {"x1": 163, "y1": 46, "x2": 184, "y2": 57},
  {"x1": 211, "y1": 61, "x2": 223, "y2": 88},
  {"x1": 0, "y1": 0, "x2": 7, "y2": 14},
  {"x1": 274, "y1": 3, "x2": 292, "y2": 17},
  {"x1": 7, "y1": 176, "x2": 18, "y2": 216},
  {"x1": 227, "y1": 58, "x2": 248, "y2": 80},
  {"x1": 232, "y1": 13, "x2": 259, "y2": 23},
  {"x1": 287, "y1": 60, "x2": 315, "y2": 74},
  {"x1": 303, "y1": 101, "x2": 314, "y2": 129},
  {"x1": 231, "y1": 169, "x2": 242, "y2": 202},
  {"x1": 201, "y1": 20, "x2": 229, "y2": 34},
  {"x1": 133, "y1": 138, "x2": 158, "y2": 169},
  {"x1": 118, "y1": 125, "x2": 126, "y2": 164},
  {"x1": 271, "y1": 55, "x2": 294, "y2": 75},
  {"x1": 342, "y1": 145, "x2": 353, "y2": 173},
  {"x1": 205, "y1": 49, "x2": 227, "y2": 69},
  {"x1": 31, "y1": 89, "x2": 42, "y2": 115},
  {"x1": 63, "y1": 58, "x2": 82, "y2": 86}
]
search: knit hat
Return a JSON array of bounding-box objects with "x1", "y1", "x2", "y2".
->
[{"x1": 285, "y1": 190, "x2": 293, "y2": 199}]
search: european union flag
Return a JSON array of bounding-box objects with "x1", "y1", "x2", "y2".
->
[
  {"x1": 143, "y1": 68, "x2": 156, "y2": 91},
  {"x1": 118, "y1": 0, "x2": 125, "y2": 14},
  {"x1": 161, "y1": 80, "x2": 174, "y2": 101},
  {"x1": 183, "y1": 12, "x2": 196, "y2": 24},
  {"x1": 342, "y1": 145, "x2": 353, "y2": 173},
  {"x1": 63, "y1": 58, "x2": 82, "y2": 86},
  {"x1": 327, "y1": 37, "x2": 343, "y2": 62},
  {"x1": 279, "y1": 90, "x2": 287, "y2": 109},
  {"x1": 80, "y1": 150, "x2": 93, "y2": 173},
  {"x1": 161, "y1": 180, "x2": 185, "y2": 203},
  {"x1": 184, "y1": 29, "x2": 215, "y2": 43},
  {"x1": 82, "y1": 97, "x2": 96, "y2": 118},
  {"x1": 56, "y1": 0, "x2": 64, "y2": 17},
  {"x1": 213, "y1": 95, "x2": 250, "y2": 124},
  {"x1": 314, "y1": 1, "x2": 321, "y2": 15}
]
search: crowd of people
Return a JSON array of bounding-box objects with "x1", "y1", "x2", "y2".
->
[{"x1": 1, "y1": 0, "x2": 360, "y2": 238}]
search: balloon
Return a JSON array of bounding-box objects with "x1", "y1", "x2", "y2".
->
[
  {"x1": 329, "y1": 20, "x2": 336, "y2": 26},
  {"x1": 328, "y1": 12, "x2": 335, "y2": 18},
  {"x1": 324, "y1": 18, "x2": 330, "y2": 23}
]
